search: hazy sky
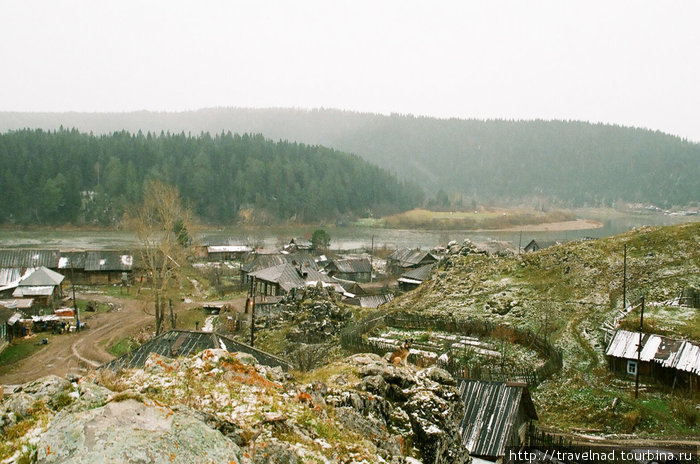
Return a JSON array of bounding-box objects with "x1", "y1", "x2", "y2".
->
[{"x1": 1, "y1": 0, "x2": 699, "y2": 141}]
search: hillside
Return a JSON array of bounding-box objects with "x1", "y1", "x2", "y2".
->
[
  {"x1": 389, "y1": 221, "x2": 700, "y2": 435},
  {"x1": 2, "y1": 108, "x2": 699, "y2": 207},
  {"x1": 0, "y1": 129, "x2": 422, "y2": 225}
]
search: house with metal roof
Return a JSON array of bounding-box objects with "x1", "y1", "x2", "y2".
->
[
  {"x1": 240, "y1": 252, "x2": 318, "y2": 286},
  {"x1": 325, "y1": 258, "x2": 372, "y2": 283},
  {"x1": 606, "y1": 329, "x2": 700, "y2": 391},
  {"x1": 397, "y1": 263, "x2": 436, "y2": 291},
  {"x1": 458, "y1": 380, "x2": 538, "y2": 460},
  {"x1": 101, "y1": 330, "x2": 293, "y2": 371},
  {"x1": 11, "y1": 267, "x2": 64, "y2": 310},
  {"x1": 248, "y1": 262, "x2": 337, "y2": 296},
  {"x1": 386, "y1": 248, "x2": 438, "y2": 275}
]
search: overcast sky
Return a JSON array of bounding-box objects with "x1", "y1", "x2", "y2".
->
[{"x1": 1, "y1": 0, "x2": 699, "y2": 141}]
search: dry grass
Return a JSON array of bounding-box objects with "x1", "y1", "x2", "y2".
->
[{"x1": 382, "y1": 207, "x2": 576, "y2": 230}]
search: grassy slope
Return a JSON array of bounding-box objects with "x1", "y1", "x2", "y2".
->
[{"x1": 388, "y1": 221, "x2": 700, "y2": 436}]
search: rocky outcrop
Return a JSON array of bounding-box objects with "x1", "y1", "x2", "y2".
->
[{"x1": 0, "y1": 349, "x2": 469, "y2": 464}]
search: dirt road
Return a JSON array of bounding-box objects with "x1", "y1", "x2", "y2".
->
[{"x1": 0, "y1": 294, "x2": 245, "y2": 386}]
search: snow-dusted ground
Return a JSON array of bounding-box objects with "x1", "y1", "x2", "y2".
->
[{"x1": 202, "y1": 315, "x2": 216, "y2": 332}]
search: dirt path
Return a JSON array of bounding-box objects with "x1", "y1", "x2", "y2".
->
[{"x1": 0, "y1": 293, "x2": 245, "y2": 386}]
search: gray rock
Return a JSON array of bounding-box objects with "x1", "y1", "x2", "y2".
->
[{"x1": 37, "y1": 399, "x2": 242, "y2": 464}]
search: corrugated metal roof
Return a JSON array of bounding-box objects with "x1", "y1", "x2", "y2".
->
[
  {"x1": 57, "y1": 251, "x2": 87, "y2": 270},
  {"x1": 101, "y1": 330, "x2": 292, "y2": 371},
  {"x1": 327, "y1": 258, "x2": 372, "y2": 274},
  {"x1": 249, "y1": 262, "x2": 331, "y2": 292},
  {"x1": 84, "y1": 251, "x2": 133, "y2": 271},
  {"x1": 241, "y1": 252, "x2": 318, "y2": 273},
  {"x1": 400, "y1": 263, "x2": 436, "y2": 282},
  {"x1": 13, "y1": 286, "x2": 54, "y2": 297},
  {"x1": 606, "y1": 329, "x2": 700, "y2": 375},
  {"x1": 458, "y1": 380, "x2": 537, "y2": 458},
  {"x1": 388, "y1": 248, "x2": 438, "y2": 267},
  {"x1": 358, "y1": 293, "x2": 394, "y2": 308},
  {"x1": 0, "y1": 249, "x2": 61, "y2": 268},
  {"x1": 0, "y1": 268, "x2": 23, "y2": 286},
  {"x1": 0, "y1": 298, "x2": 34, "y2": 310},
  {"x1": 19, "y1": 267, "x2": 64, "y2": 286}
]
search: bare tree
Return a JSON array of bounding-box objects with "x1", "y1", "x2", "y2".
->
[{"x1": 124, "y1": 180, "x2": 192, "y2": 335}]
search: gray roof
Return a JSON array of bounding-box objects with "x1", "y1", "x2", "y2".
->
[
  {"x1": 19, "y1": 266, "x2": 64, "y2": 286},
  {"x1": 606, "y1": 329, "x2": 700, "y2": 375},
  {"x1": 57, "y1": 251, "x2": 87, "y2": 270},
  {"x1": 388, "y1": 248, "x2": 438, "y2": 267},
  {"x1": 84, "y1": 251, "x2": 133, "y2": 271},
  {"x1": 400, "y1": 263, "x2": 436, "y2": 282},
  {"x1": 458, "y1": 380, "x2": 538, "y2": 458},
  {"x1": 358, "y1": 294, "x2": 394, "y2": 308},
  {"x1": 241, "y1": 252, "x2": 318, "y2": 273},
  {"x1": 249, "y1": 262, "x2": 331, "y2": 292},
  {"x1": 0, "y1": 249, "x2": 60, "y2": 268},
  {"x1": 0, "y1": 268, "x2": 23, "y2": 286},
  {"x1": 327, "y1": 258, "x2": 372, "y2": 274},
  {"x1": 101, "y1": 330, "x2": 293, "y2": 371}
]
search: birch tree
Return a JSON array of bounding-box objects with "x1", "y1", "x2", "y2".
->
[{"x1": 125, "y1": 180, "x2": 192, "y2": 335}]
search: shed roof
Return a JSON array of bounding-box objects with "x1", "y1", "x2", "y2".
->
[
  {"x1": 400, "y1": 263, "x2": 436, "y2": 282},
  {"x1": 458, "y1": 380, "x2": 538, "y2": 458},
  {"x1": 358, "y1": 293, "x2": 394, "y2": 308},
  {"x1": 13, "y1": 286, "x2": 54, "y2": 297},
  {"x1": 0, "y1": 249, "x2": 60, "y2": 268},
  {"x1": 606, "y1": 329, "x2": 700, "y2": 375},
  {"x1": 388, "y1": 248, "x2": 438, "y2": 267},
  {"x1": 101, "y1": 330, "x2": 293, "y2": 371},
  {"x1": 85, "y1": 251, "x2": 133, "y2": 271},
  {"x1": 207, "y1": 245, "x2": 253, "y2": 253},
  {"x1": 19, "y1": 266, "x2": 64, "y2": 286}
]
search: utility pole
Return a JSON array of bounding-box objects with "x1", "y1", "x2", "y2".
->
[
  {"x1": 71, "y1": 264, "x2": 79, "y2": 332},
  {"x1": 370, "y1": 234, "x2": 374, "y2": 283},
  {"x1": 635, "y1": 295, "x2": 644, "y2": 399},
  {"x1": 250, "y1": 276, "x2": 256, "y2": 347},
  {"x1": 622, "y1": 244, "x2": 627, "y2": 310},
  {"x1": 169, "y1": 299, "x2": 175, "y2": 329},
  {"x1": 518, "y1": 231, "x2": 522, "y2": 255}
]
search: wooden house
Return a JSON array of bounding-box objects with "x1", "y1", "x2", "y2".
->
[
  {"x1": 606, "y1": 329, "x2": 700, "y2": 391},
  {"x1": 240, "y1": 252, "x2": 318, "y2": 286},
  {"x1": 203, "y1": 245, "x2": 253, "y2": 261},
  {"x1": 325, "y1": 258, "x2": 372, "y2": 283},
  {"x1": 12, "y1": 267, "x2": 64, "y2": 310},
  {"x1": 397, "y1": 263, "x2": 436, "y2": 291},
  {"x1": 247, "y1": 262, "x2": 336, "y2": 297},
  {"x1": 386, "y1": 248, "x2": 438, "y2": 276},
  {"x1": 458, "y1": 380, "x2": 538, "y2": 460}
]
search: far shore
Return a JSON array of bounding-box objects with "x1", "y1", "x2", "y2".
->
[{"x1": 473, "y1": 218, "x2": 603, "y2": 233}]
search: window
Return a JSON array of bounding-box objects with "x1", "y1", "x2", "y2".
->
[{"x1": 627, "y1": 360, "x2": 638, "y2": 375}]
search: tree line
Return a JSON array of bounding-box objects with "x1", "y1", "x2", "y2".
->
[{"x1": 0, "y1": 129, "x2": 424, "y2": 225}]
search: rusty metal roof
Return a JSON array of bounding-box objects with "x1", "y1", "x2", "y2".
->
[
  {"x1": 101, "y1": 330, "x2": 292, "y2": 371},
  {"x1": 458, "y1": 380, "x2": 538, "y2": 458},
  {"x1": 606, "y1": 329, "x2": 700, "y2": 375}
]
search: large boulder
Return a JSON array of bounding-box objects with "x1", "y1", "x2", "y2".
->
[{"x1": 37, "y1": 399, "x2": 242, "y2": 464}]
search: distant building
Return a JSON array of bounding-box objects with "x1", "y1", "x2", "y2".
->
[
  {"x1": 247, "y1": 262, "x2": 338, "y2": 296},
  {"x1": 606, "y1": 329, "x2": 700, "y2": 391},
  {"x1": 202, "y1": 245, "x2": 253, "y2": 261},
  {"x1": 386, "y1": 248, "x2": 438, "y2": 275},
  {"x1": 325, "y1": 258, "x2": 372, "y2": 283},
  {"x1": 523, "y1": 239, "x2": 559, "y2": 253},
  {"x1": 458, "y1": 380, "x2": 538, "y2": 460},
  {"x1": 240, "y1": 252, "x2": 318, "y2": 286},
  {"x1": 12, "y1": 266, "x2": 64, "y2": 310}
]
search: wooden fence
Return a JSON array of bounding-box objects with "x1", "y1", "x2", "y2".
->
[{"x1": 341, "y1": 311, "x2": 563, "y2": 386}]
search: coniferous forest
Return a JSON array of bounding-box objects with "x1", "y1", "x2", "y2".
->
[
  {"x1": 2, "y1": 109, "x2": 698, "y2": 208},
  {"x1": 0, "y1": 129, "x2": 424, "y2": 225}
]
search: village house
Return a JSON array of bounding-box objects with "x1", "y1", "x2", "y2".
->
[
  {"x1": 386, "y1": 248, "x2": 438, "y2": 275},
  {"x1": 397, "y1": 263, "x2": 436, "y2": 291},
  {"x1": 240, "y1": 252, "x2": 318, "y2": 286},
  {"x1": 201, "y1": 244, "x2": 253, "y2": 261},
  {"x1": 286, "y1": 237, "x2": 313, "y2": 251},
  {"x1": 458, "y1": 380, "x2": 538, "y2": 461},
  {"x1": 606, "y1": 329, "x2": 700, "y2": 391},
  {"x1": 12, "y1": 266, "x2": 65, "y2": 311},
  {"x1": 247, "y1": 262, "x2": 337, "y2": 297},
  {"x1": 324, "y1": 258, "x2": 372, "y2": 283}
]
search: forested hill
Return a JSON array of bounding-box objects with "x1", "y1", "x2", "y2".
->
[
  {"x1": 1, "y1": 109, "x2": 699, "y2": 207},
  {"x1": 0, "y1": 129, "x2": 423, "y2": 225}
]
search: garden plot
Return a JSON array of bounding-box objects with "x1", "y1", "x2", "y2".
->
[{"x1": 368, "y1": 327, "x2": 545, "y2": 371}]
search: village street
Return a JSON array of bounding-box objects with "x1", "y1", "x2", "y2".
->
[{"x1": 0, "y1": 293, "x2": 246, "y2": 388}]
